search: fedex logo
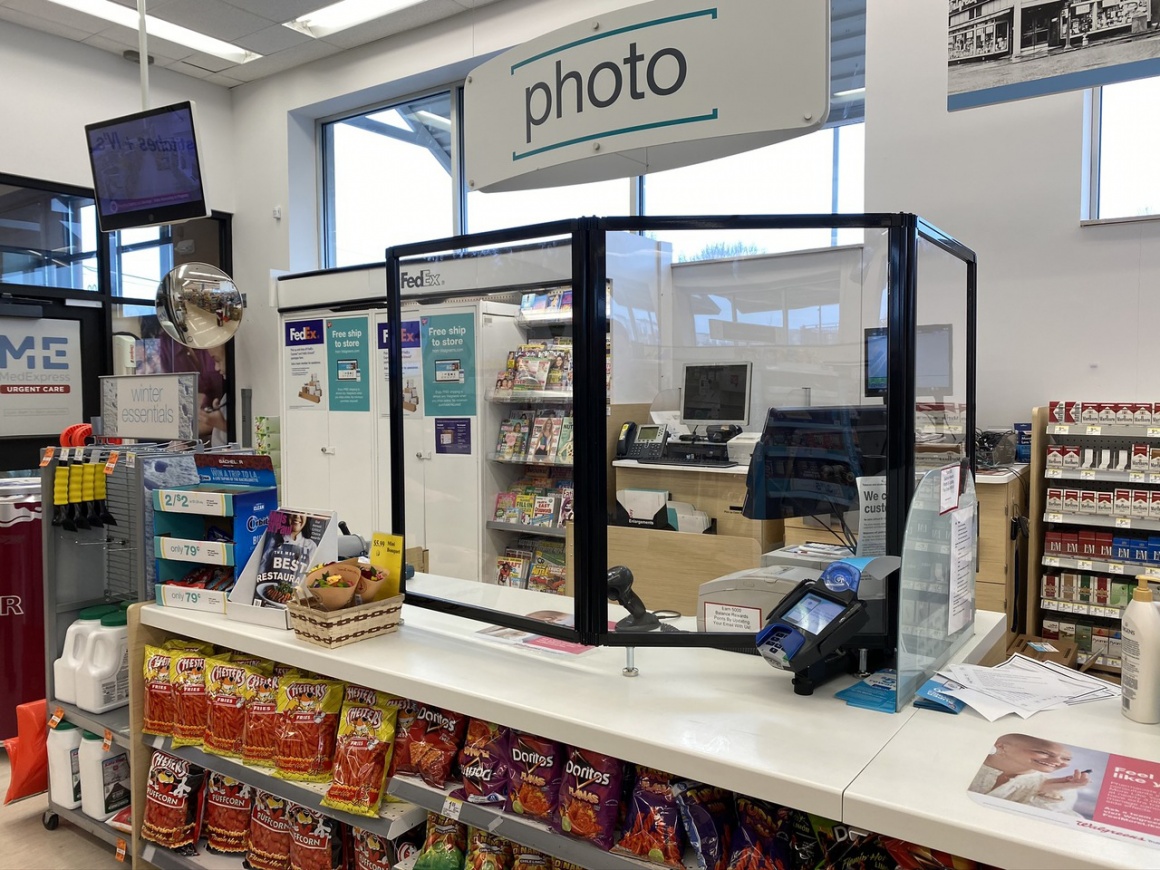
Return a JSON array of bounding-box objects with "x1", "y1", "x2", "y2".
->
[
  {"x1": 400, "y1": 269, "x2": 444, "y2": 289},
  {"x1": 285, "y1": 320, "x2": 324, "y2": 346},
  {"x1": 376, "y1": 321, "x2": 422, "y2": 349},
  {"x1": 0, "y1": 335, "x2": 69, "y2": 370}
]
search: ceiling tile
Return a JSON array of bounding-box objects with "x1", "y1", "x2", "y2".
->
[
  {"x1": 203, "y1": 69, "x2": 245, "y2": 87},
  {"x1": 152, "y1": 0, "x2": 274, "y2": 41},
  {"x1": 107, "y1": 0, "x2": 182, "y2": 10},
  {"x1": 0, "y1": 5, "x2": 92, "y2": 40},
  {"x1": 220, "y1": 0, "x2": 322, "y2": 23},
  {"x1": 320, "y1": 0, "x2": 463, "y2": 50},
  {"x1": 224, "y1": 38, "x2": 339, "y2": 79},
  {"x1": 177, "y1": 50, "x2": 238, "y2": 73},
  {"x1": 165, "y1": 58, "x2": 216, "y2": 79},
  {"x1": 86, "y1": 24, "x2": 193, "y2": 63},
  {"x1": 233, "y1": 22, "x2": 310, "y2": 55}
]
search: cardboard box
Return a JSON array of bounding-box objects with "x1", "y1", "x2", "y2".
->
[
  {"x1": 1063, "y1": 446, "x2": 1081, "y2": 469},
  {"x1": 1008, "y1": 633, "x2": 1077, "y2": 667},
  {"x1": 1098, "y1": 532, "x2": 1114, "y2": 558},
  {"x1": 1133, "y1": 403, "x2": 1153, "y2": 424},
  {"x1": 1045, "y1": 532, "x2": 1062, "y2": 554},
  {"x1": 1080, "y1": 490, "x2": 1098, "y2": 514},
  {"x1": 1115, "y1": 488, "x2": 1133, "y2": 515},
  {"x1": 1046, "y1": 444, "x2": 1064, "y2": 468},
  {"x1": 1079, "y1": 531, "x2": 1099, "y2": 556},
  {"x1": 1042, "y1": 574, "x2": 1058, "y2": 598},
  {"x1": 1116, "y1": 403, "x2": 1135, "y2": 423},
  {"x1": 1133, "y1": 444, "x2": 1151, "y2": 470},
  {"x1": 1063, "y1": 489, "x2": 1081, "y2": 513},
  {"x1": 1098, "y1": 402, "x2": 1118, "y2": 423},
  {"x1": 1079, "y1": 403, "x2": 1099, "y2": 424},
  {"x1": 1096, "y1": 492, "x2": 1113, "y2": 516},
  {"x1": 1047, "y1": 488, "x2": 1064, "y2": 512}
]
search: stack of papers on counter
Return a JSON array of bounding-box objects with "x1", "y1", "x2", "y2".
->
[{"x1": 935, "y1": 654, "x2": 1120, "y2": 722}]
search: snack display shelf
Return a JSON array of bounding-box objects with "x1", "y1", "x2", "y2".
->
[
  {"x1": 1048, "y1": 423, "x2": 1160, "y2": 438},
  {"x1": 386, "y1": 775, "x2": 691, "y2": 870},
  {"x1": 485, "y1": 520, "x2": 566, "y2": 539},
  {"x1": 1044, "y1": 468, "x2": 1160, "y2": 483},
  {"x1": 46, "y1": 802, "x2": 124, "y2": 849},
  {"x1": 144, "y1": 735, "x2": 426, "y2": 840},
  {"x1": 1039, "y1": 597, "x2": 1123, "y2": 620},
  {"x1": 1042, "y1": 512, "x2": 1160, "y2": 532},
  {"x1": 1042, "y1": 554, "x2": 1160, "y2": 576},
  {"x1": 52, "y1": 699, "x2": 132, "y2": 748},
  {"x1": 140, "y1": 842, "x2": 242, "y2": 870}
]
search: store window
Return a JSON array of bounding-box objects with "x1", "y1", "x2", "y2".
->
[
  {"x1": 322, "y1": 91, "x2": 456, "y2": 266},
  {"x1": 112, "y1": 225, "x2": 174, "y2": 298},
  {"x1": 1093, "y1": 75, "x2": 1160, "y2": 219},
  {"x1": 0, "y1": 182, "x2": 99, "y2": 291},
  {"x1": 643, "y1": 123, "x2": 865, "y2": 261},
  {"x1": 466, "y1": 178, "x2": 632, "y2": 234}
]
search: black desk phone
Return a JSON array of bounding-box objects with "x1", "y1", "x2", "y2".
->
[{"x1": 617, "y1": 422, "x2": 669, "y2": 460}]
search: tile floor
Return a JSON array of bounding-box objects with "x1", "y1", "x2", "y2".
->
[{"x1": 0, "y1": 756, "x2": 122, "y2": 870}]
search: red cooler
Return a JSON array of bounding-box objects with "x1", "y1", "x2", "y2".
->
[{"x1": 0, "y1": 479, "x2": 43, "y2": 740}]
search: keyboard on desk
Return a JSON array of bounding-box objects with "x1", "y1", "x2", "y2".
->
[{"x1": 635, "y1": 455, "x2": 738, "y2": 468}]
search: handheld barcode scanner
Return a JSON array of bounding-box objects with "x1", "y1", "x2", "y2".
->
[{"x1": 757, "y1": 557, "x2": 897, "y2": 695}]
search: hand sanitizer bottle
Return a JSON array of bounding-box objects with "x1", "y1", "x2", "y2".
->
[{"x1": 1122, "y1": 576, "x2": 1160, "y2": 724}]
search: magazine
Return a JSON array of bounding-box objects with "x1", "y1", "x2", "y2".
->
[
  {"x1": 967, "y1": 732, "x2": 1160, "y2": 849},
  {"x1": 555, "y1": 416, "x2": 574, "y2": 464},
  {"x1": 252, "y1": 509, "x2": 331, "y2": 608},
  {"x1": 495, "y1": 555, "x2": 529, "y2": 589},
  {"x1": 513, "y1": 355, "x2": 551, "y2": 391},
  {"x1": 529, "y1": 414, "x2": 562, "y2": 460}
]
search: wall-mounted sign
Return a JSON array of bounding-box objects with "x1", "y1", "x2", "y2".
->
[
  {"x1": 100, "y1": 373, "x2": 198, "y2": 441},
  {"x1": 0, "y1": 317, "x2": 83, "y2": 437},
  {"x1": 464, "y1": 0, "x2": 830, "y2": 192}
]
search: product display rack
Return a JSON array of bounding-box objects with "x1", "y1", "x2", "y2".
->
[
  {"x1": 484, "y1": 519, "x2": 567, "y2": 539},
  {"x1": 42, "y1": 802, "x2": 126, "y2": 849},
  {"x1": 386, "y1": 775, "x2": 684, "y2": 870},
  {"x1": 52, "y1": 701, "x2": 132, "y2": 748},
  {"x1": 1025, "y1": 404, "x2": 1160, "y2": 674},
  {"x1": 143, "y1": 734, "x2": 425, "y2": 839}
]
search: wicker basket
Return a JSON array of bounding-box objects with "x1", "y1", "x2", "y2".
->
[{"x1": 286, "y1": 593, "x2": 404, "y2": 649}]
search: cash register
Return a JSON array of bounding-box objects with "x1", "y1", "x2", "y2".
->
[{"x1": 638, "y1": 361, "x2": 753, "y2": 467}]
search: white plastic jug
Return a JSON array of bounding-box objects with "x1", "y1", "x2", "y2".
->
[
  {"x1": 78, "y1": 731, "x2": 130, "y2": 821},
  {"x1": 52, "y1": 605, "x2": 117, "y2": 704},
  {"x1": 46, "y1": 721, "x2": 83, "y2": 809},
  {"x1": 75, "y1": 611, "x2": 129, "y2": 714}
]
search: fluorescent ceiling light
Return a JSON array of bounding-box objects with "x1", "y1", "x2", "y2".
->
[
  {"x1": 45, "y1": 0, "x2": 261, "y2": 64},
  {"x1": 414, "y1": 109, "x2": 450, "y2": 131},
  {"x1": 284, "y1": 0, "x2": 426, "y2": 39},
  {"x1": 833, "y1": 87, "x2": 866, "y2": 99}
]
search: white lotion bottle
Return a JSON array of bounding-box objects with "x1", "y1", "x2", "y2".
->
[{"x1": 1122, "y1": 576, "x2": 1160, "y2": 724}]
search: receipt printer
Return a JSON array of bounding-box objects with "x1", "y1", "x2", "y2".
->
[
  {"x1": 727, "y1": 432, "x2": 761, "y2": 465},
  {"x1": 697, "y1": 565, "x2": 816, "y2": 632}
]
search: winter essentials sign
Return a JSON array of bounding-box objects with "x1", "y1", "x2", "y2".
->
[{"x1": 464, "y1": 0, "x2": 829, "y2": 192}]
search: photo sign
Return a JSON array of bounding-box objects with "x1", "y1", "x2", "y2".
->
[
  {"x1": 100, "y1": 373, "x2": 197, "y2": 440},
  {"x1": 464, "y1": 0, "x2": 830, "y2": 192}
]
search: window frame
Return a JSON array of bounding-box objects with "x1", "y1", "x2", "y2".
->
[{"x1": 1084, "y1": 80, "x2": 1160, "y2": 226}]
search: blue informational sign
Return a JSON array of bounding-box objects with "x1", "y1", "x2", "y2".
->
[
  {"x1": 326, "y1": 316, "x2": 370, "y2": 412},
  {"x1": 421, "y1": 313, "x2": 476, "y2": 417},
  {"x1": 434, "y1": 418, "x2": 472, "y2": 455}
]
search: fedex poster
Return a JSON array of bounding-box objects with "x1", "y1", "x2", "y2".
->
[
  {"x1": 283, "y1": 319, "x2": 326, "y2": 411},
  {"x1": 968, "y1": 732, "x2": 1160, "y2": 850}
]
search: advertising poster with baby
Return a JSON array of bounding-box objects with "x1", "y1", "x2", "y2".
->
[{"x1": 968, "y1": 733, "x2": 1160, "y2": 849}]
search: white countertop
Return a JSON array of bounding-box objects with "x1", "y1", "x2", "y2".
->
[
  {"x1": 844, "y1": 696, "x2": 1160, "y2": 869},
  {"x1": 613, "y1": 458, "x2": 748, "y2": 475},
  {"x1": 140, "y1": 592, "x2": 1003, "y2": 822}
]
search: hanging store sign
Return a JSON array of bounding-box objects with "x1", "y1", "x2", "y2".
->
[
  {"x1": 464, "y1": 0, "x2": 830, "y2": 192},
  {"x1": 100, "y1": 373, "x2": 197, "y2": 441}
]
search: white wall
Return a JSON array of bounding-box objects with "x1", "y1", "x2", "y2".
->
[
  {"x1": 6, "y1": 0, "x2": 1160, "y2": 431},
  {"x1": 0, "y1": 24, "x2": 234, "y2": 204},
  {"x1": 866, "y1": 1, "x2": 1160, "y2": 428}
]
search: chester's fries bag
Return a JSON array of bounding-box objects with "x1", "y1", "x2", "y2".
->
[
  {"x1": 273, "y1": 675, "x2": 344, "y2": 782},
  {"x1": 322, "y1": 685, "x2": 400, "y2": 817}
]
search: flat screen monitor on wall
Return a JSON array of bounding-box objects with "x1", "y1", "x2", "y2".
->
[
  {"x1": 85, "y1": 101, "x2": 210, "y2": 233},
  {"x1": 864, "y1": 323, "x2": 954, "y2": 398},
  {"x1": 680, "y1": 362, "x2": 752, "y2": 427}
]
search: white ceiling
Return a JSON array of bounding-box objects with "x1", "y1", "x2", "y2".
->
[{"x1": 0, "y1": 0, "x2": 503, "y2": 87}]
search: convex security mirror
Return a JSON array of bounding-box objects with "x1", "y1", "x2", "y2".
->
[{"x1": 156, "y1": 262, "x2": 243, "y2": 349}]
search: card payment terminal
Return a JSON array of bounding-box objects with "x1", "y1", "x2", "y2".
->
[{"x1": 756, "y1": 558, "x2": 876, "y2": 695}]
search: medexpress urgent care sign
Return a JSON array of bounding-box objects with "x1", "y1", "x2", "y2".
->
[
  {"x1": 464, "y1": 0, "x2": 830, "y2": 192},
  {"x1": 0, "y1": 317, "x2": 83, "y2": 436}
]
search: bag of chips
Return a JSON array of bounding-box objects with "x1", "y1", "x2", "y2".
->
[
  {"x1": 202, "y1": 657, "x2": 252, "y2": 757},
  {"x1": 505, "y1": 732, "x2": 563, "y2": 821},
  {"x1": 322, "y1": 685, "x2": 400, "y2": 817},
  {"x1": 141, "y1": 750, "x2": 205, "y2": 853},
  {"x1": 555, "y1": 746, "x2": 625, "y2": 851},
  {"x1": 351, "y1": 825, "x2": 397, "y2": 870},
  {"x1": 614, "y1": 767, "x2": 685, "y2": 867},
  {"x1": 511, "y1": 843, "x2": 551, "y2": 870},
  {"x1": 247, "y1": 791, "x2": 293, "y2": 870},
  {"x1": 674, "y1": 781, "x2": 734, "y2": 870},
  {"x1": 170, "y1": 650, "x2": 210, "y2": 748},
  {"x1": 392, "y1": 704, "x2": 466, "y2": 788},
  {"x1": 287, "y1": 802, "x2": 346, "y2": 870},
  {"x1": 724, "y1": 797, "x2": 793, "y2": 870},
  {"x1": 142, "y1": 645, "x2": 178, "y2": 737},
  {"x1": 413, "y1": 812, "x2": 467, "y2": 870},
  {"x1": 241, "y1": 669, "x2": 282, "y2": 767},
  {"x1": 273, "y1": 675, "x2": 344, "y2": 782},
  {"x1": 386, "y1": 697, "x2": 418, "y2": 779},
  {"x1": 465, "y1": 827, "x2": 512, "y2": 870},
  {"x1": 202, "y1": 772, "x2": 253, "y2": 854},
  {"x1": 453, "y1": 718, "x2": 510, "y2": 805}
]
